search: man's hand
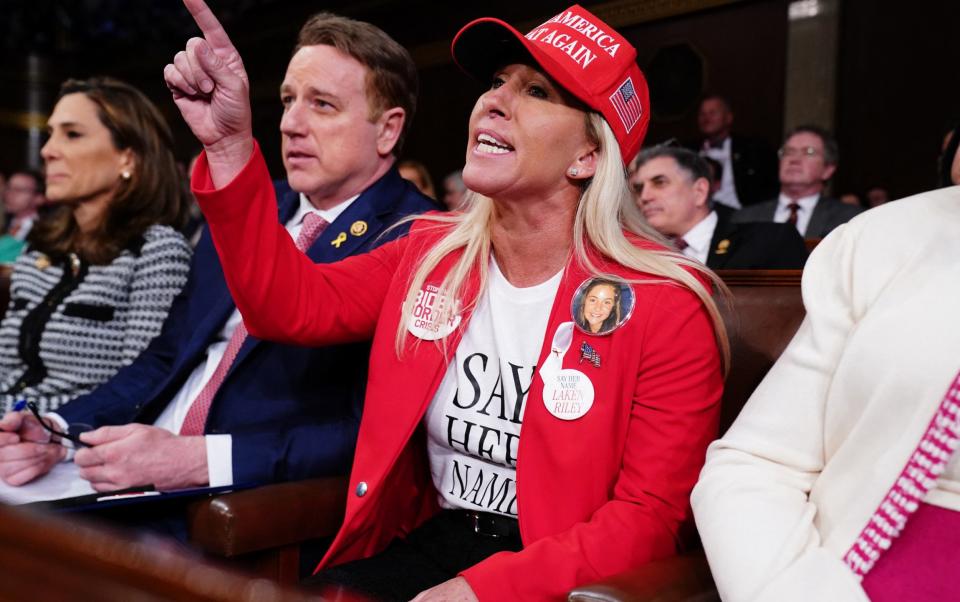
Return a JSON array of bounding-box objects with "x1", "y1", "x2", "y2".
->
[
  {"x1": 164, "y1": 0, "x2": 253, "y2": 186},
  {"x1": 0, "y1": 411, "x2": 65, "y2": 485},
  {"x1": 410, "y1": 577, "x2": 479, "y2": 602},
  {"x1": 74, "y1": 424, "x2": 208, "y2": 492}
]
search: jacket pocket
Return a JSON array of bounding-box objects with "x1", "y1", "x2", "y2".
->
[{"x1": 63, "y1": 302, "x2": 115, "y2": 322}]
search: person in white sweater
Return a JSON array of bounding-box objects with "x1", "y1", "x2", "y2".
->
[{"x1": 693, "y1": 184, "x2": 960, "y2": 602}]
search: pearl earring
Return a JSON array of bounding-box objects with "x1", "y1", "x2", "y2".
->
[
  {"x1": 569, "y1": 168, "x2": 580, "y2": 177},
  {"x1": 121, "y1": 171, "x2": 131, "y2": 180}
]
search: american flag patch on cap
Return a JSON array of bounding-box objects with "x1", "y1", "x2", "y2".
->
[{"x1": 609, "y1": 77, "x2": 643, "y2": 133}]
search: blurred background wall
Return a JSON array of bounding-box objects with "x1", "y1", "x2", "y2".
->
[{"x1": 0, "y1": 0, "x2": 956, "y2": 200}]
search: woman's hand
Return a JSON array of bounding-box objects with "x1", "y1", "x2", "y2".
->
[
  {"x1": 410, "y1": 577, "x2": 479, "y2": 602},
  {"x1": 164, "y1": 0, "x2": 253, "y2": 187},
  {"x1": 0, "y1": 411, "x2": 65, "y2": 485}
]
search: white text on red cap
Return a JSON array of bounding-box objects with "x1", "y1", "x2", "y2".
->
[{"x1": 525, "y1": 10, "x2": 622, "y2": 71}]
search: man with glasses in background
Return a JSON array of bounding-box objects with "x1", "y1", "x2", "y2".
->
[
  {"x1": 632, "y1": 146, "x2": 806, "y2": 269},
  {"x1": 733, "y1": 125, "x2": 862, "y2": 239}
]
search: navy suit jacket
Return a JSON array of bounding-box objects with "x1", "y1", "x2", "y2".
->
[{"x1": 58, "y1": 168, "x2": 435, "y2": 486}]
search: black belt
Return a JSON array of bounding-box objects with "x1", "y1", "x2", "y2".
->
[{"x1": 452, "y1": 509, "x2": 520, "y2": 539}]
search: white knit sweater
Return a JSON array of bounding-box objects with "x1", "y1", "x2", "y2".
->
[{"x1": 692, "y1": 186, "x2": 960, "y2": 602}]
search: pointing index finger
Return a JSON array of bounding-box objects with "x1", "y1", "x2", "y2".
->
[{"x1": 183, "y1": 0, "x2": 235, "y2": 53}]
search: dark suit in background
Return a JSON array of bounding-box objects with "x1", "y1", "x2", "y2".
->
[
  {"x1": 727, "y1": 135, "x2": 780, "y2": 207},
  {"x1": 58, "y1": 169, "x2": 434, "y2": 487},
  {"x1": 691, "y1": 135, "x2": 780, "y2": 208},
  {"x1": 732, "y1": 194, "x2": 863, "y2": 239},
  {"x1": 706, "y1": 212, "x2": 807, "y2": 269}
]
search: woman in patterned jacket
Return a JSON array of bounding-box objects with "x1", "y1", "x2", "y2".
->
[{"x1": 0, "y1": 77, "x2": 191, "y2": 413}]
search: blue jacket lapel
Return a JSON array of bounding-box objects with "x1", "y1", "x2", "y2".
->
[
  {"x1": 228, "y1": 170, "x2": 415, "y2": 372},
  {"x1": 219, "y1": 184, "x2": 301, "y2": 368}
]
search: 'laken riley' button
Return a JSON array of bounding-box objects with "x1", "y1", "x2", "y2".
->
[{"x1": 542, "y1": 368, "x2": 595, "y2": 420}]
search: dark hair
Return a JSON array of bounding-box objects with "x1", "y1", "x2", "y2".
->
[
  {"x1": 398, "y1": 159, "x2": 435, "y2": 197},
  {"x1": 940, "y1": 124, "x2": 960, "y2": 188},
  {"x1": 700, "y1": 93, "x2": 732, "y2": 113},
  {"x1": 578, "y1": 279, "x2": 622, "y2": 334},
  {"x1": 8, "y1": 169, "x2": 44, "y2": 195},
  {"x1": 31, "y1": 77, "x2": 188, "y2": 264},
  {"x1": 634, "y1": 145, "x2": 712, "y2": 185},
  {"x1": 784, "y1": 124, "x2": 839, "y2": 166},
  {"x1": 294, "y1": 13, "x2": 418, "y2": 155},
  {"x1": 701, "y1": 156, "x2": 723, "y2": 185}
]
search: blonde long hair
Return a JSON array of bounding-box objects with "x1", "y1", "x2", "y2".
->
[{"x1": 395, "y1": 113, "x2": 729, "y2": 372}]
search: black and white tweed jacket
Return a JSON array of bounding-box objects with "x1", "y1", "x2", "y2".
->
[{"x1": 0, "y1": 224, "x2": 191, "y2": 413}]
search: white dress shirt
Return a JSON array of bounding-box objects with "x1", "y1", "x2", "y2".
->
[
  {"x1": 702, "y1": 137, "x2": 741, "y2": 210},
  {"x1": 773, "y1": 193, "x2": 820, "y2": 237},
  {"x1": 679, "y1": 210, "x2": 718, "y2": 265}
]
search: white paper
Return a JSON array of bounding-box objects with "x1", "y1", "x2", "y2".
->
[{"x1": 0, "y1": 462, "x2": 95, "y2": 505}]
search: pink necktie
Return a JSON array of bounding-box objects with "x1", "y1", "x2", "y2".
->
[{"x1": 179, "y1": 213, "x2": 329, "y2": 436}]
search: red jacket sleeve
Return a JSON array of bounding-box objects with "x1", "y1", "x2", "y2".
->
[
  {"x1": 191, "y1": 143, "x2": 401, "y2": 346},
  {"x1": 462, "y1": 282, "x2": 723, "y2": 600}
]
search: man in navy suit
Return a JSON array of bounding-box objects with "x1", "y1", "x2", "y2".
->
[
  {"x1": 0, "y1": 13, "x2": 434, "y2": 496},
  {"x1": 633, "y1": 146, "x2": 807, "y2": 270},
  {"x1": 732, "y1": 126, "x2": 862, "y2": 239}
]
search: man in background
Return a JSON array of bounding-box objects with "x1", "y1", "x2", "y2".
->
[
  {"x1": 0, "y1": 12, "x2": 433, "y2": 535},
  {"x1": 633, "y1": 146, "x2": 806, "y2": 269},
  {"x1": 733, "y1": 125, "x2": 862, "y2": 239},
  {"x1": 693, "y1": 94, "x2": 779, "y2": 210},
  {"x1": 3, "y1": 169, "x2": 44, "y2": 240}
]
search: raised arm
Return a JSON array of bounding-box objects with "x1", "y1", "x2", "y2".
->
[{"x1": 164, "y1": 0, "x2": 253, "y2": 186}]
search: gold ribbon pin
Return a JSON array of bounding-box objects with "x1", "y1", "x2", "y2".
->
[
  {"x1": 715, "y1": 239, "x2": 730, "y2": 255},
  {"x1": 350, "y1": 220, "x2": 368, "y2": 236},
  {"x1": 331, "y1": 232, "x2": 348, "y2": 248}
]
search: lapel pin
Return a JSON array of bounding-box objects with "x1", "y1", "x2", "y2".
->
[
  {"x1": 715, "y1": 239, "x2": 730, "y2": 255},
  {"x1": 350, "y1": 220, "x2": 368, "y2": 236},
  {"x1": 331, "y1": 232, "x2": 347, "y2": 248},
  {"x1": 34, "y1": 254, "x2": 50, "y2": 270},
  {"x1": 579, "y1": 341, "x2": 601, "y2": 368}
]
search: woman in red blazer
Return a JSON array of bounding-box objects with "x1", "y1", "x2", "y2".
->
[{"x1": 168, "y1": 1, "x2": 727, "y2": 599}]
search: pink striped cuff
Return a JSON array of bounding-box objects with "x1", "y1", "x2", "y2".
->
[{"x1": 842, "y1": 371, "x2": 960, "y2": 578}]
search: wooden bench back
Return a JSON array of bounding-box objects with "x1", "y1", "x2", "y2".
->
[{"x1": 715, "y1": 270, "x2": 804, "y2": 434}]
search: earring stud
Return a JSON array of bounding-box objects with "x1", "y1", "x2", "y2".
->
[
  {"x1": 569, "y1": 168, "x2": 579, "y2": 177},
  {"x1": 121, "y1": 171, "x2": 131, "y2": 180}
]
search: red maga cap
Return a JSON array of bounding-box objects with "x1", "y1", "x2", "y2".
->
[{"x1": 452, "y1": 4, "x2": 650, "y2": 164}]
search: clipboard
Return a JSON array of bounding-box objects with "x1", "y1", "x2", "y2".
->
[{"x1": 0, "y1": 462, "x2": 254, "y2": 512}]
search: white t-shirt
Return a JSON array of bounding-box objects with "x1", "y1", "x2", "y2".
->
[{"x1": 425, "y1": 259, "x2": 562, "y2": 517}]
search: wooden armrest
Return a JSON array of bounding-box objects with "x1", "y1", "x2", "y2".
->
[
  {"x1": 188, "y1": 476, "x2": 348, "y2": 557},
  {"x1": 0, "y1": 504, "x2": 319, "y2": 601},
  {"x1": 567, "y1": 554, "x2": 717, "y2": 602}
]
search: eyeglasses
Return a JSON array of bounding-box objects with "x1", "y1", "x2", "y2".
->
[
  {"x1": 778, "y1": 145, "x2": 822, "y2": 159},
  {"x1": 26, "y1": 402, "x2": 91, "y2": 448}
]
